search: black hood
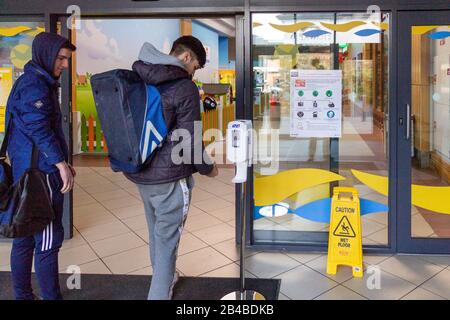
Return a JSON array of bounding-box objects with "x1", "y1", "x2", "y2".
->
[
  {"x1": 32, "y1": 32, "x2": 69, "y2": 78},
  {"x1": 132, "y1": 61, "x2": 189, "y2": 85}
]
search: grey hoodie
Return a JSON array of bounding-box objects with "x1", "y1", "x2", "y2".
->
[
  {"x1": 124, "y1": 43, "x2": 214, "y2": 185},
  {"x1": 138, "y1": 42, "x2": 186, "y2": 70}
]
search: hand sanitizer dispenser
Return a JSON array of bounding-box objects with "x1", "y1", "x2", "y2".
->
[
  {"x1": 226, "y1": 120, "x2": 252, "y2": 183},
  {"x1": 222, "y1": 120, "x2": 264, "y2": 300}
]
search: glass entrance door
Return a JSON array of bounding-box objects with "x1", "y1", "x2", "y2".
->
[
  {"x1": 251, "y1": 12, "x2": 392, "y2": 251},
  {"x1": 397, "y1": 11, "x2": 450, "y2": 254}
]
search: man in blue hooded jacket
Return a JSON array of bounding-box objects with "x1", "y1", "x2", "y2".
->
[{"x1": 5, "y1": 32, "x2": 76, "y2": 300}]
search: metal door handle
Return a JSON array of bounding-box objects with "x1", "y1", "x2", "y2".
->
[{"x1": 406, "y1": 103, "x2": 410, "y2": 140}]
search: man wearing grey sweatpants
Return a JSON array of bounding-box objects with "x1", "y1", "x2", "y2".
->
[{"x1": 125, "y1": 36, "x2": 218, "y2": 300}]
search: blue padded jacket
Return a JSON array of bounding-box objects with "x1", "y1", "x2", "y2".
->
[{"x1": 5, "y1": 32, "x2": 69, "y2": 182}]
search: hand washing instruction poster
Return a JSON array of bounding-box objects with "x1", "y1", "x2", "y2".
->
[{"x1": 290, "y1": 69, "x2": 342, "y2": 138}]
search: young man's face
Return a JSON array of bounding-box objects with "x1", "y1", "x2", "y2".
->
[
  {"x1": 53, "y1": 48, "x2": 72, "y2": 78},
  {"x1": 178, "y1": 51, "x2": 201, "y2": 76}
]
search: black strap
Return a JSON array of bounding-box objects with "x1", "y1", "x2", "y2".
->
[
  {"x1": 30, "y1": 144, "x2": 39, "y2": 169},
  {"x1": 0, "y1": 116, "x2": 12, "y2": 160}
]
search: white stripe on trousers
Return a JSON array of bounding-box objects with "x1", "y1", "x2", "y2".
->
[
  {"x1": 41, "y1": 174, "x2": 54, "y2": 252},
  {"x1": 178, "y1": 178, "x2": 190, "y2": 236}
]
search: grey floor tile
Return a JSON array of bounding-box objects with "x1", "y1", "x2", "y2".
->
[
  {"x1": 244, "y1": 252, "x2": 301, "y2": 279},
  {"x1": 314, "y1": 285, "x2": 367, "y2": 300},
  {"x1": 277, "y1": 292, "x2": 291, "y2": 300},
  {"x1": 363, "y1": 254, "x2": 393, "y2": 266},
  {"x1": 277, "y1": 265, "x2": 339, "y2": 300},
  {"x1": 342, "y1": 269, "x2": 416, "y2": 300},
  {"x1": 416, "y1": 255, "x2": 450, "y2": 268},
  {"x1": 378, "y1": 255, "x2": 444, "y2": 285},
  {"x1": 212, "y1": 238, "x2": 259, "y2": 262},
  {"x1": 305, "y1": 255, "x2": 355, "y2": 284},
  {"x1": 401, "y1": 287, "x2": 446, "y2": 300},
  {"x1": 285, "y1": 252, "x2": 324, "y2": 264},
  {"x1": 361, "y1": 218, "x2": 386, "y2": 237},
  {"x1": 176, "y1": 247, "x2": 233, "y2": 276},
  {"x1": 420, "y1": 268, "x2": 450, "y2": 299}
]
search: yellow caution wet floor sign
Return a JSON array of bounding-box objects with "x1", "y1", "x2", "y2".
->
[{"x1": 327, "y1": 187, "x2": 363, "y2": 278}]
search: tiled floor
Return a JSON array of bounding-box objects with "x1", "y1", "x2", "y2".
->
[{"x1": 0, "y1": 166, "x2": 449, "y2": 300}]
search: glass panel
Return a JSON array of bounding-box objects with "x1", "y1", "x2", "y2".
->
[
  {"x1": 410, "y1": 25, "x2": 450, "y2": 238},
  {"x1": 336, "y1": 13, "x2": 390, "y2": 245},
  {"x1": 74, "y1": 19, "x2": 182, "y2": 154},
  {"x1": 252, "y1": 12, "x2": 390, "y2": 246},
  {"x1": 73, "y1": 19, "x2": 236, "y2": 155},
  {"x1": 0, "y1": 21, "x2": 45, "y2": 143}
]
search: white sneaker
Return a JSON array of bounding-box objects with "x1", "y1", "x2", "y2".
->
[{"x1": 168, "y1": 271, "x2": 180, "y2": 299}]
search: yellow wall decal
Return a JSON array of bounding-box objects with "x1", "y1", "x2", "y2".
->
[
  {"x1": 254, "y1": 169, "x2": 345, "y2": 206},
  {"x1": 411, "y1": 25, "x2": 438, "y2": 35},
  {"x1": 352, "y1": 169, "x2": 450, "y2": 215},
  {"x1": 412, "y1": 185, "x2": 450, "y2": 215},
  {"x1": 10, "y1": 44, "x2": 31, "y2": 69},
  {"x1": 269, "y1": 22, "x2": 314, "y2": 33},
  {"x1": 288, "y1": 183, "x2": 330, "y2": 208},
  {"x1": 320, "y1": 21, "x2": 366, "y2": 32},
  {"x1": 371, "y1": 21, "x2": 389, "y2": 30},
  {"x1": 24, "y1": 27, "x2": 45, "y2": 37},
  {"x1": 0, "y1": 68, "x2": 13, "y2": 133},
  {"x1": 351, "y1": 169, "x2": 388, "y2": 196},
  {"x1": 0, "y1": 26, "x2": 32, "y2": 37}
]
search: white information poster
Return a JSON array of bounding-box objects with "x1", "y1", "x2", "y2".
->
[{"x1": 290, "y1": 69, "x2": 342, "y2": 138}]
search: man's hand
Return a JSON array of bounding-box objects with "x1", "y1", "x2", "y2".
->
[
  {"x1": 56, "y1": 161, "x2": 74, "y2": 193},
  {"x1": 68, "y1": 163, "x2": 77, "y2": 178},
  {"x1": 206, "y1": 163, "x2": 218, "y2": 178}
]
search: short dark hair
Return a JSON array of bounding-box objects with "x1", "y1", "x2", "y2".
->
[
  {"x1": 170, "y1": 36, "x2": 206, "y2": 68},
  {"x1": 61, "y1": 40, "x2": 76, "y2": 52}
]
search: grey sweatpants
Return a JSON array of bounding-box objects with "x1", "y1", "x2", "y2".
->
[{"x1": 137, "y1": 175, "x2": 194, "y2": 300}]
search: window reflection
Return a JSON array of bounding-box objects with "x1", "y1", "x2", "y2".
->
[
  {"x1": 252, "y1": 13, "x2": 390, "y2": 246},
  {"x1": 0, "y1": 22, "x2": 45, "y2": 141},
  {"x1": 411, "y1": 25, "x2": 450, "y2": 239}
]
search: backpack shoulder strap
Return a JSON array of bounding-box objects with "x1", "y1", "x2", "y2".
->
[{"x1": 0, "y1": 116, "x2": 12, "y2": 159}]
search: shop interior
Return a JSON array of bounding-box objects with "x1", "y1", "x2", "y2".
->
[
  {"x1": 0, "y1": 7, "x2": 449, "y2": 299},
  {"x1": 0, "y1": 14, "x2": 449, "y2": 251},
  {"x1": 250, "y1": 12, "x2": 450, "y2": 247}
]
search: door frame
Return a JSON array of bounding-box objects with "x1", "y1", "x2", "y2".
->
[
  {"x1": 245, "y1": 9, "x2": 398, "y2": 254},
  {"x1": 397, "y1": 10, "x2": 450, "y2": 254},
  {"x1": 2, "y1": 3, "x2": 450, "y2": 254},
  {"x1": 48, "y1": 13, "x2": 246, "y2": 239},
  {"x1": 56, "y1": 15, "x2": 74, "y2": 239}
]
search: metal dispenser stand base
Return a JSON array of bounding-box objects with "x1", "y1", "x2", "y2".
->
[{"x1": 221, "y1": 182, "x2": 265, "y2": 301}]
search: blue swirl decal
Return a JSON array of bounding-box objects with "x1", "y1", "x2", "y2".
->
[
  {"x1": 254, "y1": 198, "x2": 388, "y2": 222},
  {"x1": 303, "y1": 30, "x2": 331, "y2": 38},
  {"x1": 428, "y1": 31, "x2": 450, "y2": 40},
  {"x1": 354, "y1": 29, "x2": 381, "y2": 37},
  {"x1": 1, "y1": 34, "x2": 25, "y2": 42}
]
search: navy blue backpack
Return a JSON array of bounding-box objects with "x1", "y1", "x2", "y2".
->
[{"x1": 91, "y1": 70, "x2": 168, "y2": 173}]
